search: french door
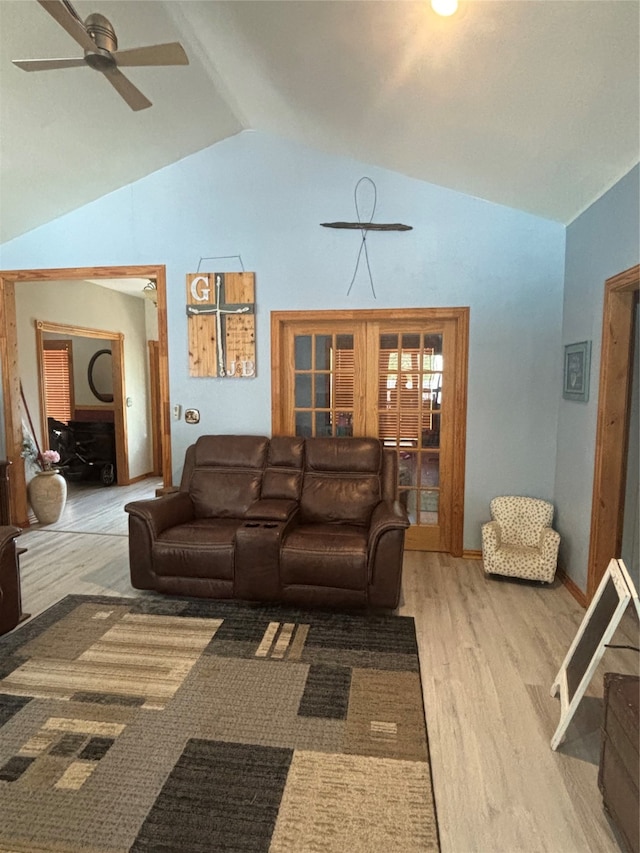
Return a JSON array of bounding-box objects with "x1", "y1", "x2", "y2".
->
[{"x1": 271, "y1": 308, "x2": 469, "y2": 553}]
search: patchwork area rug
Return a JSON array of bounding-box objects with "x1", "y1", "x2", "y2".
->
[{"x1": 0, "y1": 594, "x2": 439, "y2": 852}]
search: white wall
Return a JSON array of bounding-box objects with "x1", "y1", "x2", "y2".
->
[
  {"x1": 1, "y1": 131, "x2": 566, "y2": 550},
  {"x1": 15, "y1": 280, "x2": 153, "y2": 480}
]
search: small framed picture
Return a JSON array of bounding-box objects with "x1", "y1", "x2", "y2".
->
[{"x1": 563, "y1": 341, "x2": 592, "y2": 402}]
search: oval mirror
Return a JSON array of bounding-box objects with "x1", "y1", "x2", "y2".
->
[{"x1": 88, "y1": 349, "x2": 114, "y2": 403}]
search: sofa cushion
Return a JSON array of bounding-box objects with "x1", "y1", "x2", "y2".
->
[
  {"x1": 305, "y1": 437, "x2": 381, "y2": 474},
  {"x1": 194, "y1": 435, "x2": 269, "y2": 468},
  {"x1": 153, "y1": 518, "x2": 240, "y2": 579},
  {"x1": 280, "y1": 524, "x2": 368, "y2": 590},
  {"x1": 268, "y1": 436, "x2": 305, "y2": 468},
  {"x1": 299, "y1": 438, "x2": 382, "y2": 525},
  {"x1": 190, "y1": 470, "x2": 262, "y2": 518},
  {"x1": 261, "y1": 436, "x2": 304, "y2": 500},
  {"x1": 188, "y1": 435, "x2": 269, "y2": 518},
  {"x1": 300, "y1": 476, "x2": 381, "y2": 525},
  {"x1": 262, "y1": 470, "x2": 302, "y2": 501}
]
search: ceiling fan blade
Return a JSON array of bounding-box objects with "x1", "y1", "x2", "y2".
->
[
  {"x1": 103, "y1": 67, "x2": 152, "y2": 111},
  {"x1": 12, "y1": 57, "x2": 86, "y2": 72},
  {"x1": 37, "y1": 0, "x2": 96, "y2": 53},
  {"x1": 114, "y1": 42, "x2": 189, "y2": 67}
]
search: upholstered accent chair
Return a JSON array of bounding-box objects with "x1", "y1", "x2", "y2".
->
[{"x1": 481, "y1": 496, "x2": 560, "y2": 583}]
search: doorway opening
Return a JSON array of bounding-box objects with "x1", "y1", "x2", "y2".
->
[
  {"x1": 36, "y1": 320, "x2": 126, "y2": 487},
  {"x1": 0, "y1": 264, "x2": 172, "y2": 526}
]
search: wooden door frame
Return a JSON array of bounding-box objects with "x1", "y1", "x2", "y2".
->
[
  {"x1": 271, "y1": 307, "x2": 469, "y2": 556},
  {"x1": 587, "y1": 263, "x2": 639, "y2": 601},
  {"x1": 148, "y1": 340, "x2": 163, "y2": 477},
  {"x1": 0, "y1": 264, "x2": 172, "y2": 526},
  {"x1": 36, "y1": 321, "x2": 128, "y2": 486}
]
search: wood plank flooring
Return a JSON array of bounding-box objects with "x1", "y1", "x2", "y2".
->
[{"x1": 9, "y1": 479, "x2": 640, "y2": 853}]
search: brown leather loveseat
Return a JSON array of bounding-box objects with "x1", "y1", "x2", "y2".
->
[{"x1": 125, "y1": 435, "x2": 410, "y2": 609}]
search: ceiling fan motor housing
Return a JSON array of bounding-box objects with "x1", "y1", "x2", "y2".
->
[{"x1": 84, "y1": 13, "x2": 117, "y2": 71}]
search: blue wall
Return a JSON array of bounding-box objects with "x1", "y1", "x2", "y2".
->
[
  {"x1": 555, "y1": 164, "x2": 640, "y2": 590},
  {"x1": 0, "y1": 131, "x2": 566, "y2": 550}
]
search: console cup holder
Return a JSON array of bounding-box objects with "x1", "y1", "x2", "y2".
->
[{"x1": 244, "y1": 522, "x2": 260, "y2": 528}]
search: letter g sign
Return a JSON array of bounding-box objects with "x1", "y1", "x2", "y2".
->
[{"x1": 190, "y1": 275, "x2": 211, "y2": 302}]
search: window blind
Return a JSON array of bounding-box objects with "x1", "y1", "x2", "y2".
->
[{"x1": 43, "y1": 341, "x2": 74, "y2": 423}]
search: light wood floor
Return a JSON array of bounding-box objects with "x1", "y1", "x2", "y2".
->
[{"x1": 10, "y1": 479, "x2": 640, "y2": 853}]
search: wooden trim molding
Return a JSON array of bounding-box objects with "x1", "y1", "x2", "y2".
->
[
  {"x1": 36, "y1": 320, "x2": 121, "y2": 340},
  {"x1": 586, "y1": 263, "x2": 639, "y2": 603},
  {"x1": 129, "y1": 471, "x2": 155, "y2": 485},
  {"x1": 451, "y1": 309, "x2": 469, "y2": 558},
  {"x1": 0, "y1": 264, "x2": 172, "y2": 525},
  {"x1": 556, "y1": 568, "x2": 588, "y2": 608},
  {"x1": 463, "y1": 549, "x2": 483, "y2": 560}
]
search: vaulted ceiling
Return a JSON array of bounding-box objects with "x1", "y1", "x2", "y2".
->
[{"x1": 1, "y1": 0, "x2": 638, "y2": 245}]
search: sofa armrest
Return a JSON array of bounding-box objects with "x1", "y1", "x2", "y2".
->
[
  {"x1": 481, "y1": 520, "x2": 501, "y2": 551},
  {"x1": 366, "y1": 502, "x2": 410, "y2": 609},
  {"x1": 539, "y1": 527, "x2": 561, "y2": 560},
  {"x1": 368, "y1": 501, "x2": 410, "y2": 548},
  {"x1": 125, "y1": 491, "x2": 195, "y2": 539},
  {"x1": 0, "y1": 525, "x2": 21, "y2": 550}
]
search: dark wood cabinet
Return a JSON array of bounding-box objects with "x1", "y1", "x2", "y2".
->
[{"x1": 599, "y1": 673, "x2": 639, "y2": 853}]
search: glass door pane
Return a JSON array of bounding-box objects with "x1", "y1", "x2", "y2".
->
[
  {"x1": 376, "y1": 327, "x2": 444, "y2": 547},
  {"x1": 293, "y1": 332, "x2": 355, "y2": 438}
]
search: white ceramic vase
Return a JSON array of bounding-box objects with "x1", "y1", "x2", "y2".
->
[{"x1": 28, "y1": 469, "x2": 67, "y2": 524}]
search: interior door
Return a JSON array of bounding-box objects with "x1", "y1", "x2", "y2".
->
[
  {"x1": 271, "y1": 308, "x2": 468, "y2": 554},
  {"x1": 281, "y1": 321, "x2": 367, "y2": 439},
  {"x1": 367, "y1": 319, "x2": 458, "y2": 551}
]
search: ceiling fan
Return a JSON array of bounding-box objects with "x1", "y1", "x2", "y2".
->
[{"x1": 11, "y1": 0, "x2": 189, "y2": 111}]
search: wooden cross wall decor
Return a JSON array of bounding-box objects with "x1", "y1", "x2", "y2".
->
[
  {"x1": 320, "y1": 177, "x2": 412, "y2": 298},
  {"x1": 186, "y1": 272, "x2": 256, "y2": 378}
]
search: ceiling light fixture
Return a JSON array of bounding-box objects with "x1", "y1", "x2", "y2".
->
[{"x1": 431, "y1": 0, "x2": 458, "y2": 16}]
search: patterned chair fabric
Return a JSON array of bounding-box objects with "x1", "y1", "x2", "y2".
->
[{"x1": 481, "y1": 496, "x2": 560, "y2": 583}]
